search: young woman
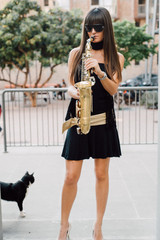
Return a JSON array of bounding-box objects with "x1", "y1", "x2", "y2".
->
[{"x1": 58, "y1": 7, "x2": 124, "y2": 240}]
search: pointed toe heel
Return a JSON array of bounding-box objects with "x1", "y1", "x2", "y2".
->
[
  {"x1": 92, "y1": 227, "x2": 103, "y2": 240},
  {"x1": 66, "y1": 223, "x2": 71, "y2": 240}
]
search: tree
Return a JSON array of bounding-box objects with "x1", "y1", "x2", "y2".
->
[
  {"x1": 113, "y1": 20, "x2": 158, "y2": 68},
  {"x1": 0, "y1": 0, "x2": 82, "y2": 106},
  {"x1": 0, "y1": 2, "x2": 158, "y2": 106}
]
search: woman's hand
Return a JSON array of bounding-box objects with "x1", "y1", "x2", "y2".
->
[
  {"x1": 68, "y1": 85, "x2": 80, "y2": 99},
  {"x1": 85, "y1": 58, "x2": 103, "y2": 76}
]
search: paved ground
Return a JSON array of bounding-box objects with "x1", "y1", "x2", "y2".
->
[{"x1": 0, "y1": 143, "x2": 157, "y2": 240}]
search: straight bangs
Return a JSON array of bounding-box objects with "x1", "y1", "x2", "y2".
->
[{"x1": 84, "y1": 9, "x2": 104, "y2": 25}]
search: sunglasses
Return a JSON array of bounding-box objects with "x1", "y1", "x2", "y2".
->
[{"x1": 85, "y1": 24, "x2": 104, "y2": 32}]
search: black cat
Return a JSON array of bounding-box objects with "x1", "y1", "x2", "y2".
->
[{"x1": 0, "y1": 171, "x2": 35, "y2": 217}]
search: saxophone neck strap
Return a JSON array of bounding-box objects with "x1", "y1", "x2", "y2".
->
[{"x1": 62, "y1": 112, "x2": 106, "y2": 134}]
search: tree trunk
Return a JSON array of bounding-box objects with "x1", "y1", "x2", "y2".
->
[
  {"x1": 31, "y1": 93, "x2": 37, "y2": 107},
  {"x1": 24, "y1": 92, "x2": 38, "y2": 107}
]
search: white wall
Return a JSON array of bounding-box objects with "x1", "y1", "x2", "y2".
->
[{"x1": 56, "y1": 0, "x2": 70, "y2": 9}]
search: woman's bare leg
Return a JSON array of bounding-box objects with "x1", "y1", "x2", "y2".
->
[
  {"x1": 58, "y1": 160, "x2": 83, "y2": 240},
  {"x1": 93, "y1": 158, "x2": 110, "y2": 240}
]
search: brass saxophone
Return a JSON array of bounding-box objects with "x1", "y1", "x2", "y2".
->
[{"x1": 75, "y1": 36, "x2": 95, "y2": 134}]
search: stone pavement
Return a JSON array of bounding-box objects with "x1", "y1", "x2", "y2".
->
[{"x1": 0, "y1": 144, "x2": 157, "y2": 240}]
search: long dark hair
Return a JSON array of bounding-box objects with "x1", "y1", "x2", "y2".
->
[{"x1": 70, "y1": 7, "x2": 122, "y2": 84}]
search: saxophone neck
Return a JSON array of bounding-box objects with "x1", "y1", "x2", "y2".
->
[
  {"x1": 86, "y1": 35, "x2": 95, "y2": 53},
  {"x1": 81, "y1": 36, "x2": 95, "y2": 81},
  {"x1": 87, "y1": 35, "x2": 95, "y2": 43}
]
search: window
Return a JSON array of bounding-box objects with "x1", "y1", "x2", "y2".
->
[
  {"x1": 91, "y1": 0, "x2": 99, "y2": 5},
  {"x1": 138, "y1": 0, "x2": 145, "y2": 4},
  {"x1": 135, "y1": 21, "x2": 140, "y2": 27},
  {"x1": 135, "y1": 60, "x2": 140, "y2": 65},
  {"x1": 44, "y1": 0, "x2": 49, "y2": 6},
  {"x1": 53, "y1": 0, "x2": 56, "y2": 6},
  {"x1": 138, "y1": 0, "x2": 145, "y2": 14}
]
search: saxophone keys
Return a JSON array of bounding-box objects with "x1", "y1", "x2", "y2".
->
[
  {"x1": 77, "y1": 100, "x2": 81, "y2": 108},
  {"x1": 76, "y1": 100, "x2": 81, "y2": 118},
  {"x1": 77, "y1": 110, "x2": 81, "y2": 118}
]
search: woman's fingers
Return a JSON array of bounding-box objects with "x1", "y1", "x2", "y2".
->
[
  {"x1": 85, "y1": 58, "x2": 95, "y2": 67},
  {"x1": 77, "y1": 89, "x2": 80, "y2": 96},
  {"x1": 85, "y1": 58, "x2": 98, "y2": 69},
  {"x1": 68, "y1": 85, "x2": 80, "y2": 99},
  {"x1": 74, "y1": 88, "x2": 80, "y2": 99},
  {"x1": 85, "y1": 58, "x2": 100, "y2": 75},
  {"x1": 85, "y1": 63, "x2": 93, "y2": 70}
]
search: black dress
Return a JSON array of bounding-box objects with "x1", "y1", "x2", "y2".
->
[{"x1": 62, "y1": 63, "x2": 121, "y2": 160}]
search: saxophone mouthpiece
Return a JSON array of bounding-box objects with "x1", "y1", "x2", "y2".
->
[{"x1": 91, "y1": 35, "x2": 95, "y2": 42}]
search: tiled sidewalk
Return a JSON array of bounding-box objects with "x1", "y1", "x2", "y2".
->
[{"x1": 0, "y1": 144, "x2": 157, "y2": 240}]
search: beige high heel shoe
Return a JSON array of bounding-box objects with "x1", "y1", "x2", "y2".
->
[
  {"x1": 66, "y1": 223, "x2": 71, "y2": 240},
  {"x1": 57, "y1": 223, "x2": 71, "y2": 240},
  {"x1": 92, "y1": 228, "x2": 103, "y2": 240}
]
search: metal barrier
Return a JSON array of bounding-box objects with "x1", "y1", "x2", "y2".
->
[
  {"x1": 2, "y1": 88, "x2": 68, "y2": 152},
  {"x1": 1, "y1": 86, "x2": 158, "y2": 152},
  {"x1": 115, "y1": 86, "x2": 158, "y2": 145}
]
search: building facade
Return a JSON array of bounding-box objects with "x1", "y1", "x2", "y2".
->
[
  {"x1": 37, "y1": 0, "x2": 56, "y2": 11},
  {"x1": 0, "y1": 0, "x2": 10, "y2": 9},
  {"x1": 112, "y1": 0, "x2": 145, "y2": 24},
  {"x1": 70, "y1": 0, "x2": 113, "y2": 17}
]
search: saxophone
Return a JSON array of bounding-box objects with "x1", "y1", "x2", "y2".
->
[{"x1": 74, "y1": 36, "x2": 95, "y2": 134}]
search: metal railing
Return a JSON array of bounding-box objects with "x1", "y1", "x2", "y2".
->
[
  {"x1": 115, "y1": 86, "x2": 158, "y2": 145},
  {"x1": 1, "y1": 86, "x2": 158, "y2": 152},
  {"x1": 2, "y1": 88, "x2": 68, "y2": 152}
]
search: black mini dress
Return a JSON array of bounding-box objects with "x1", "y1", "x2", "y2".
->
[{"x1": 61, "y1": 63, "x2": 121, "y2": 160}]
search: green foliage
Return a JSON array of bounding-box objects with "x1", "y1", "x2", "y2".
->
[
  {"x1": 113, "y1": 20, "x2": 158, "y2": 68},
  {"x1": 0, "y1": 0, "x2": 82, "y2": 78},
  {"x1": 0, "y1": 0, "x2": 158, "y2": 87},
  {"x1": 38, "y1": 8, "x2": 82, "y2": 66},
  {"x1": 0, "y1": 0, "x2": 42, "y2": 70}
]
